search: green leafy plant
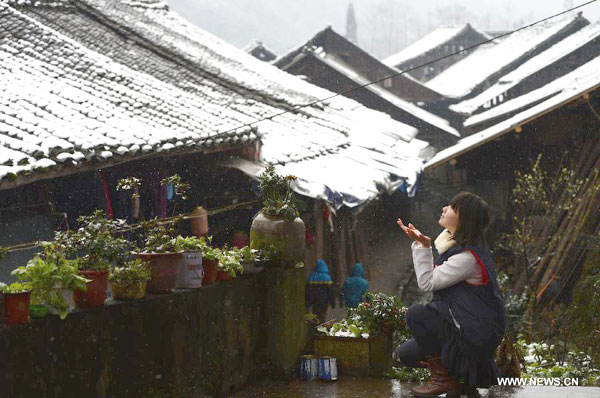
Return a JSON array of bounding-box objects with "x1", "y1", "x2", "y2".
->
[
  {"x1": 194, "y1": 236, "x2": 219, "y2": 261},
  {"x1": 116, "y1": 177, "x2": 141, "y2": 197},
  {"x1": 319, "y1": 292, "x2": 409, "y2": 340},
  {"x1": 110, "y1": 259, "x2": 151, "y2": 286},
  {"x1": 11, "y1": 244, "x2": 89, "y2": 319},
  {"x1": 0, "y1": 282, "x2": 32, "y2": 294},
  {"x1": 236, "y1": 245, "x2": 267, "y2": 269},
  {"x1": 57, "y1": 210, "x2": 131, "y2": 270},
  {"x1": 258, "y1": 164, "x2": 299, "y2": 222},
  {"x1": 173, "y1": 236, "x2": 205, "y2": 252},
  {"x1": 139, "y1": 220, "x2": 183, "y2": 254},
  {"x1": 216, "y1": 248, "x2": 243, "y2": 277}
]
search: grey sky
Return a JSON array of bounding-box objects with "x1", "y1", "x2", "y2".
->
[{"x1": 168, "y1": 0, "x2": 600, "y2": 58}]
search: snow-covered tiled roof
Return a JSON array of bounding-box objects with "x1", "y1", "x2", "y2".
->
[
  {"x1": 76, "y1": 0, "x2": 335, "y2": 108},
  {"x1": 452, "y1": 22, "x2": 600, "y2": 116},
  {"x1": 383, "y1": 24, "x2": 474, "y2": 68},
  {"x1": 228, "y1": 132, "x2": 428, "y2": 209},
  {"x1": 1, "y1": 1, "x2": 429, "y2": 203},
  {"x1": 309, "y1": 51, "x2": 460, "y2": 139},
  {"x1": 0, "y1": 3, "x2": 259, "y2": 188},
  {"x1": 425, "y1": 15, "x2": 588, "y2": 99},
  {"x1": 463, "y1": 54, "x2": 600, "y2": 128},
  {"x1": 425, "y1": 54, "x2": 600, "y2": 170}
]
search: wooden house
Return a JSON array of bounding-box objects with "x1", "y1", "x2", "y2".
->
[
  {"x1": 274, "y1": 32, "x2": 460, "y2": 149},
  {"x1": 275, "y1": 26, "x2": 444, "y2": 105},
  {"x1": 424, "y1": 13, "x2": 589, "y2": 102},
  {"x1": 382, "y1": 24, "x2": 490, "y2": 82},
  {"x1": 1, "y1": 0, "x2": 432, "y2": 289},
  {"x1": 451, "y1": 22, "x2": 600, "y2": 131},
  {"x1": 420, "y1": 52, "x2": 600, "y2": 303}
]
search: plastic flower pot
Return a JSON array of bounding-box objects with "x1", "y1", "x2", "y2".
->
[
  {"x1": 242, "y1": 261, "x2": 264, "y2": 275},
  {"x1": 202, "y1": 258, "x2": 218, "y2": 286},
  {"x1": 136, "y1": 252, "x2": 183, "y2": 294},
  {"x1": 29, "y1": 304, "x2": 48, "y2": 319},
  {"x1": 3, "y1": 291, "x2": 31, "y2": 324},
  {"x1": 110, "y1": 281, "x2": 147, "y2": 300},
  {"x1": 217, "y1": 270, "x2": 234, "y2": 282},
  {"x1": 48, "y1": 288, "x2": 75, "y2": 317},
  {"x1": 74, "y1": 270, "x2": 109, "y2": 308}
]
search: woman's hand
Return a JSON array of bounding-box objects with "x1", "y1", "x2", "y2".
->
[{"x1": 397, "y1": 218, "x2": 431, "y2": 248}]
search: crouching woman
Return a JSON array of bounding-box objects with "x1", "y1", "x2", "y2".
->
[{"x1": 396, "y1": 192, "x2": 506, "y2": 398}]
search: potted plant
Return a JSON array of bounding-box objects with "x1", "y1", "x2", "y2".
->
[
  {"x1": 136, "y1": 221, "x2": 184, "y2": 294},
  {"x1": 216, "y1": 248, "x2": 244, "y2": 281},
  {"x1": 1, "y1": 282, "x2": 32, "y2": 324},
  {"x1": 196, "y1": 236, "x2": 219, "y2": 286},
  {"x1": 109, "y1": 259, "x2": 151, "y2": 300},
  {"x1": 124, "y1": 174, "x2": 191, "y2": 294},
  {"x1": 63, "y1": 211, "x2": 130, "y2": 308},
  {"x1": 173, "y1": 236, "x2": 204, "y2": 289},
  {"x1": 11, "y1": 243, "x2": 89, "y2": 319},
  {"x1": 237, "y1": 246, "x2": 265, "y2": 275},
  {"x1": 250, "y1": 165, "x2": 305, "y2": 268}
]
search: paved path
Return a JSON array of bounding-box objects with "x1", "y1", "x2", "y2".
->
[{"x1": 233, "y1": 378, "x2": 600, "y2": 398}]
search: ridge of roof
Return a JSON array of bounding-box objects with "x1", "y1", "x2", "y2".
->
[
  {"x1": 425, "y1": 13, "x2": 589, "y2": 99},
  {"x1": 382, "y1": 24, "x2": 478, "y2": 67}
]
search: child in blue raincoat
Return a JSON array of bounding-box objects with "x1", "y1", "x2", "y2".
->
[
  {"x1": 340, "y1": 262, "x2": 369, "y2": 308},
  {"x1": 306, "y1": 259, "x2": 335, "y2": 322}
]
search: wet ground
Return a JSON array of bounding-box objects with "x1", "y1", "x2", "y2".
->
[{"x1": 233, "y1": 378, "x2": 600, "y2": 398}]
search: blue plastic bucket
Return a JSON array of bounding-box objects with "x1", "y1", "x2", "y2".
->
[
  {"x1": 318, "y1": 356, "x2": 338, "y2": 381},
  {"x1": 300, "y1": 355, "x2": 318, "y2": 381}
]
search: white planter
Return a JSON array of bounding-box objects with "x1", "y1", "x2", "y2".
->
[
  {"x1": 175, "y1": 251, "x2": 204, "y2": 288},
  {"x1": 47, "y1": 288, "x2": 75, "y2": 316},
  {"x1": 242, "y1": 261, "x2": 264, "y2": 275}
]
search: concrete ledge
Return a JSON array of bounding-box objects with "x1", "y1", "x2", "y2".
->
[{"x1": 0, "y1": 267, "x2": 307, "y2": 398}]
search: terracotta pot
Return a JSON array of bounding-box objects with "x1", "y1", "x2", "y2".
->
[
  {"x1": 136, "y1": 252, "x2": 183, "y2": 294},
  {"x1": 74, "y1": 270, "x2": 109, "y2": 308},
  {"x1": 191, "y1": 206, "x2": 209, "y2": 237},
  {"x1": 217, "y1": 270, "x2": 234, "y2": 281},
  {"x1": 250, "y1": 211, "x2": 305, "y2": 268},
  {"x1": 110, "y1": 281, "x2": 147, "y2": 300},
  {"x1": 3, "y1": 291, "x2": 31, "y2": 324},
  {"x1": 202, "y1": 258, "x2": 218, "y2": 286}
]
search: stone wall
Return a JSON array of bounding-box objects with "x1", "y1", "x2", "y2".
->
[{"x1": 0, "y1": 267, "x2": 307, "y2": 398}]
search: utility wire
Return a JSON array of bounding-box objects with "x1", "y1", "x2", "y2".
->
[{"x1": 213, "y1": 0, "x2": 597, "y2": 139}]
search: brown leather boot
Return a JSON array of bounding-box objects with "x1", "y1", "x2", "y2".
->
[{"x1": 410, "y1": 356, "x2": 460, "y2": 397}]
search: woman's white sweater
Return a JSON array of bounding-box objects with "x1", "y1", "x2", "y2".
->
[{"x1": 411, "y1": 241, "x2": 482, "y2": 292}]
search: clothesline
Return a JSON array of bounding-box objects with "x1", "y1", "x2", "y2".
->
[{"x1": 0, "y1": 199, "x2": 261, "y2": 254}]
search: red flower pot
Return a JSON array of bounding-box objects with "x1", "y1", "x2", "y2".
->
[
  {"x1": 136, "y1": 252, "x2": 183, "y2": 294},
  {"x1": 74, "y1": 270, "x2": 109, "y2": 308},
  {"x1": 217, "y1": 270, "x2": 234, "y2": 282},
  {"x1": 202, "y1": 258, "x2": 218, "y2": 286},
  {"x1": 3, "y1": 291, "x2": 31, "y2": 324}
]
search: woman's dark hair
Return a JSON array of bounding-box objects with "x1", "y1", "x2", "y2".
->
[{"x1": 449, "y1": 192, "x2": 490, "y2": 247}]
